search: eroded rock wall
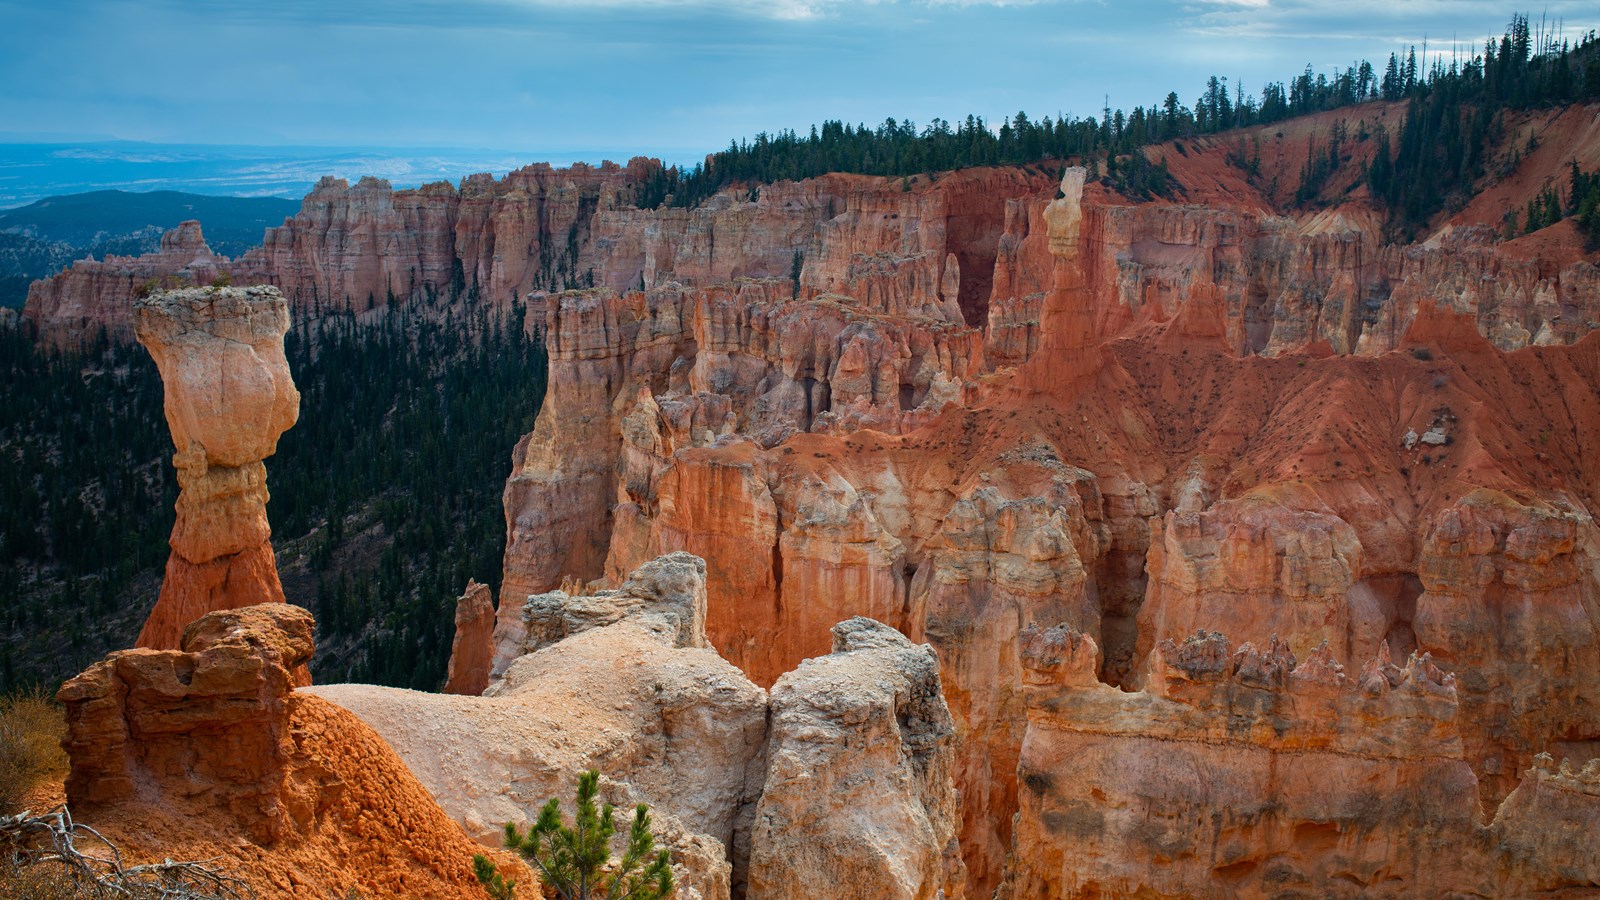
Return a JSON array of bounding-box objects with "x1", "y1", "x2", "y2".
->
[
  {"x1": 484, "y1": 165, "x2": 1600, "y2": 896},
  {"x1": 1003, "y1": 625, "x2": 1600, "y2": 898},
  {"x1": 24, "y1": 220, "x2": 224, "y2": 347}
]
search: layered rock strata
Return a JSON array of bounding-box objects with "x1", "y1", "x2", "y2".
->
[
  {"x1": 46, "y1": 103, "x2": 1600, "y2": 898},
  {"x1": 482, "y1": 163, "x2": 1600, "y2": 895},
  {"x1": 213, "y1": 165, "x2": 1048, "y2": 329},
  {"x1": 1003, "y1": 625, "x2": 1600, "y2": 898},
  {"x1": 134, "y1": 286, "x2": 300, "y2": 650},
  {"x1": 31, "y1": 117, "x2": 1600, "y2": 366},
  {"x1": 60, "y1": 604, "x2": 319, "y2": 839},
  {"x1": 24, "y1": 220, "x2": 225, "y2": 347}
]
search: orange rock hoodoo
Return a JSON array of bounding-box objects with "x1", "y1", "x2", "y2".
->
[{"x1": 133, "y1": 286, "x2": 300, "y2": 650}]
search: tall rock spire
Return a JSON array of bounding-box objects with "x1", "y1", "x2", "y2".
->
[{"x1": 134, "y1": 285, "x2": 300, "y2": 650}]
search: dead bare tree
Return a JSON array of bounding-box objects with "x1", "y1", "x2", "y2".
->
[{"x1": 1, "y1": 805, "x2": 255, "y2": 900}]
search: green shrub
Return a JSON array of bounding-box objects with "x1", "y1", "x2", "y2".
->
[{"x1": 473, "y1": 769, "x2": 674, "y2": 900}]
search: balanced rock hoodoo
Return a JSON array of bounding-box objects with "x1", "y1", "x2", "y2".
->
[{"x1": 134, "y1": 285, "x2": 299, "y2": 650}]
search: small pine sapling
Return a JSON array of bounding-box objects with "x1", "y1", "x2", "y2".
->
[
  {"x1": 474, "y1": 769, "x2": 674, "y2": 900},
  {"x1": 473, "y1": 853, "x2": 516, "y2": 900}
]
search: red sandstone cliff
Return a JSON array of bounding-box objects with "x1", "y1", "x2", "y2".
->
[
  {"x1": 23, "y1": 220, "x2": 224, "y2": 347},
  {"x1": 1004, "y1": 624, "x2": 1600, "y2": 897},
  {"x1": 27, "y1": 105, "x2": 1600, "y2": 367}
]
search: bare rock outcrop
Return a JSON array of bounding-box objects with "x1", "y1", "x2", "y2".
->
[
  {"x1": 34, "y1": 104, "x2": 1600, "y2": 900},
  {"x1": 60, "y1": 604, "x2": 319, "y2": 841},
  {"x1": 133, "y1": 286, "x2": 299, "y2": 650},
  {"x1": 1008, "y1": 625, "x2": 1473, "y2": 897},
  {"x1": 499, "y1": 276, "x2": 986, "y2": 611},
  {"x1": 1414, "y1": 489, "x2": 1600, "y2": 802},
  {"x1": 442, "y1": 579, "x2": 494, "y2": 695},
  {"x1": 1134, "y1": 498, "x2": 1366, "y2": 676},
  {"x1": 1489, "y1": 753, "x2": 1600, "y2": 894},
  {"x1": 747, "y1": 617, "x2": 965, "y2": 900},
  {"x1": 321, "y1": 553, "x2": 767, "y2": 900},
  {"x1": 56, "y1": 604, "x2": 515, "y2": 899}
]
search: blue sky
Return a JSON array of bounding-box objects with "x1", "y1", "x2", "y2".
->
[{"x1": 4, "y1": 1, "x2": 1599, "y2": 162}]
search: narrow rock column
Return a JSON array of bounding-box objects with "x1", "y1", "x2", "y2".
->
[
  {"x1": 1035, "y1": 166, "x2": 1099, "y2": 382},
  {"x1": 134, "y1": 286, "x2": 300, "y2": 649},
  {"x1": 443, "y1": 579, "x2": 494, "y2": 695}
]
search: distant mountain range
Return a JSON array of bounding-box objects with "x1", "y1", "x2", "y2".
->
[{"x1": 0, "y1": 141, "x2": 645, "y2": 210}]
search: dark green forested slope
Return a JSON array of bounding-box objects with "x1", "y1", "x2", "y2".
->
[
  {"x1": 643, "y1": 14, "x2": 1600, "y2": 240},
  {"x1": 0, "y1": 190, "x2": 299, "y2": 257},
  {"x1": 0, "y1": 299, "x2": 546, "y2": 691}
]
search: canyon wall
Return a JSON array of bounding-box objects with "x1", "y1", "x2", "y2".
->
[
  {"x1": 1004, "y1": 624, "x2": 1600, "y2": 897},
  {"x1": 23, "y1": 220, "x2": 224, "y2": 347},
  {"x1": 28, "y1": 132, "x2": 1600, "y2": 366},
  {"x1": 43, "y1": 103, "x2": 1600, "y2": 898},
  {"x1": 486, "y1": 165, "x2": 1600, "y2": 895}
]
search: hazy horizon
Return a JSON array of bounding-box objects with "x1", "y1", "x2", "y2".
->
[{"x1": 0, "y1": 140, "x2": 685, "y2": 210}]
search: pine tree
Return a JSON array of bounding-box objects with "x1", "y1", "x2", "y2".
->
[{"x1": 476, "y1": 770, "x2": 675, "y2": 900}]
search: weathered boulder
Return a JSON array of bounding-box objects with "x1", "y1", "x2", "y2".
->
[
  {"x1": 747, "y1": 617, "x2": 965, "y2": 900},
  {"x1": 324, "y1": 553, "x2": 767, "y2": 900},
  {"x1": 60, "y1": 603, "x2": 317, "y2": 841},
  {"x1": 56, "y1": 603, "x2": 530, "y2": 899}
]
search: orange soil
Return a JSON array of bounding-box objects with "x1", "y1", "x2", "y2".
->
[{"x1": 86, "y1": 695, "x2": 532, "y2": 900}]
